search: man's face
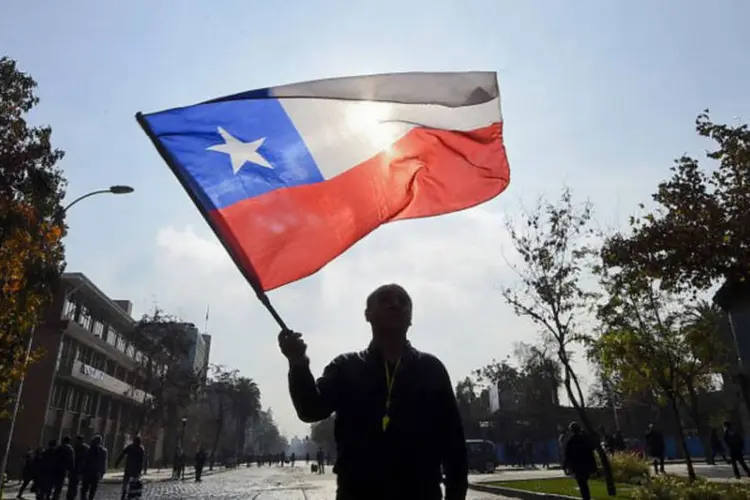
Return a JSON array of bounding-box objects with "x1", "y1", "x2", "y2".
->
[{"x1": 366, "y1": 285, "x2": 412, "y2": 332}]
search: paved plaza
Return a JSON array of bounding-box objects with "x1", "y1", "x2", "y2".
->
[
  {"x1": 12, "y1": 465, "x2": 509, "y2": 499},
  {"x1": 10, "y1": 461, "x2": 750, "y2": 499}
]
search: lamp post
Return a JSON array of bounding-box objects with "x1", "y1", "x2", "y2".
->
[
  {"x1": 0, "y1": 185, "x2": 134, "y2": 494},
  {"x1": 63, "y1": 185, "x2": 134, "y2": 212}
]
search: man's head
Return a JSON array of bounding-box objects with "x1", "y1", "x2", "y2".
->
[
  {"x1": 569, "y1": 422, "x2": 581, "y2": 435},
  {"x1": 91, "y1": 435, "x2": 102, "y2": 446},
  {"x1": 365, "y1": 284, "x2": 412, "y2": 337},
  {"x1": 75, "y1": 435, "x2": 84, "y2": 445},
  {"x1": 133, "y1": 436, "x2": 142, "y2": 446},
  {"x1": 61, "y1": 435, "x2": 71, "y2": 445}
]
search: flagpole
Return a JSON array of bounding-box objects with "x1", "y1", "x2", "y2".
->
[{"x1": 135, "y1": 112, "x2": 289, "y2": 332}]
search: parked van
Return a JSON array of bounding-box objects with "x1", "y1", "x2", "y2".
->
[{"x1": 466, "y1": 439, "x2": 499, "y2": 473}]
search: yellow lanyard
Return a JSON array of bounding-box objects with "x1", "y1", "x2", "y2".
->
[{"x1": 382, "y1": 359, "x2": 401, "y2": 432}]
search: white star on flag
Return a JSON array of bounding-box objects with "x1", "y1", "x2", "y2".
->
[{"x1": 206, "y1": 127, "x2": 273, "y2": 174}]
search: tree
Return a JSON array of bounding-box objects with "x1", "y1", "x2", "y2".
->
[
  {"x1": 0, "y1": 57, "x2": 67, "y2": 415},
  {"x1": 592, "y1": 265, "x2": 702, "y2": 480},
  {"x1": 203, "y1": 364, "x2": 237, "y2": 469},
  {"x1": 603, "y1": 113, "x2": 750, "y2": 292},
  {"x1": 502, "y1": 189, "x2": 617, "y2": 495},
  {"x1": 228, "y1": 376, "x2": 261, "y2": 460},
  {"x1": 247, "y1": 409, "x2": 287, "y2": 456},
  {"x1": 310, "y1": 415, "x2": 335, "y2": 455},
  {"x1": 124, "y1": 310, "x2": 204, "y2": 449}
]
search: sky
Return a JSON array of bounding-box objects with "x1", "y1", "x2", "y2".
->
[{"x1": 2, "y1": 0, "x2": 749, "y2": 438}]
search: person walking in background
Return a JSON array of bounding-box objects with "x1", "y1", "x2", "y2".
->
[
  {"x1": 66, "y1": 436, "x2": 89, "y2": 500},
  {"x1": 194, "y1": 448, "x2": 207, "y2": 482},
  {"x1": 80, "y1": 435, "x2": 107, "y2": 500},
  {"x1": 280, "y1": 284, "x2": 468, "y2": 500},
  {"x1": 710, "y1": 428, "x2": 730, "y2": 465},
  {"x1": 557, "y1": 429, "x2": 569, "y2": 473},
  {"x1": 51, "y1": 436, "x2": 75, "y2": 500},
  {"x1": 38, "y1": 441, "x2": 57, "y2": 500},
  {"x1": 16, "y1": 449, "x2": 35, "y2": 498},
  {"x1": 315, "y1": 447, "x2": 325, "y2": 475},
  {"x1": 564, "y1": 422, "x2": 596, "y2": 500},
  {"x1": 645, "y1": 424, "x2": 666, "y2": 475},
  {"x1": 723, "y1": 421, "x2": 750, "y2": 479},
  {"x1": 115, "y1": 436, "x2": 145, "y2": 500}
]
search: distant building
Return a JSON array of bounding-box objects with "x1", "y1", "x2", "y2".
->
[
  {"x1": 0, "y1": 272, "x2": 166, "y2": 477},
  {"x1": 173, "y1": 323, "x2": 210, "y2": 376}
]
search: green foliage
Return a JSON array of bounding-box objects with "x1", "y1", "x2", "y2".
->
[
  {"x1": 502, "y1": 189, "x2": 597, "y2": 410},
  {"x1": 596, "y1": 452, "x2": 650, "y2": 485},
  {"x1": 603, "y1": 113, "x2": 750, "y2": 291},
  {"x1": 0, "y1": 56, "x2": 67, "y2": 416},
  {"x1": 126, "y1": 310, "x2": 205, "y2": 439},
  {"x1": 631, "y1": 475, "x2": 750, "y2": 500},
  {"x1": 504, "y1": 188, "x2": 617, "y2": 495}
]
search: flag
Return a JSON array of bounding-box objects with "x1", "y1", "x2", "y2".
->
[{"x1": 138, "y1": 72, "x2": 510, "y2": 291}]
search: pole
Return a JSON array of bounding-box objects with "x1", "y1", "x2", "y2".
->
[{"x1": 0, "y1": 327, "x2": 34, "y2": 494}]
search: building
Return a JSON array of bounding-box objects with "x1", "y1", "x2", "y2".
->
[
  {"x1": 175, "y1": 323, "x2": 210, "y2": 376},
  {"x1": 0, "y1": 272, "x2": 165, "y2": 475}
]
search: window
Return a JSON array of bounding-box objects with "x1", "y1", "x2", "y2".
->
[
  {"x1": 51, "y1": 382, "x2": 68, "y2": 409},
  {"x1": 116, "y1": 336, "x2": 126, "y2": 353},
  {"x1": 62, "y1": 297, "x2": 78, "y2": 320},
  {"x1": 126, "y1": 343, "x2": 134, "y2": 359},
  {"x1": 106, "y1": 329, "x2": 118, "y2": 347},
  {"x1": 68, "y1": 387, "x2": 82, "y2": 412},
  {"x1": 104, "y1": 359, "x2": 116, "y2": 377},
  {"x1": 92, "y1": 321, "x2": 104, "y2": 338},
  {"x1": 78, "y1": 306, "x2": 93, "y2": 331}
]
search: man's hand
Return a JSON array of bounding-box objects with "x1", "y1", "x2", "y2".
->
[{"x1": 278, "y1": 330, "x2": 308, "y2": 365}]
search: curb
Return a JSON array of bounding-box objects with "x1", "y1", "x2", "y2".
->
[{"x1": 468, "y1": 483, "x2": 579, "y2": 500}]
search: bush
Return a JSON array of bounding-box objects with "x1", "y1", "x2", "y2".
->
[
  {"x1": 631, "y1": 475, "x2": 750, "y2": 500},
  {"x1": 596, "y1": 451, "x2": 650, "y2": 485}
]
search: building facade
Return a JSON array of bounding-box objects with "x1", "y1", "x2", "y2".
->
[{"x1": 0, "y1": 273, "x2": 164, "y2": 475}]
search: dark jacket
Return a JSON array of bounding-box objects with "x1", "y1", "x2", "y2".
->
[
  {"x1": 288, "y1": 343, "x2": 468, "y2": 500},
  {"x1": 83, "y1": 444, "x2": 108, "y2": 479},
  {"x1": 724, "y1": 429, "x2": 745, "y2": 457},
  {"x1": 645, "y1": 430, "x2": 665, "y2": 456},
  {"x1": 21, "y1": 452, "x2": 34, "y2": 480},
  {"x1": 74, "y1": 443, "x2": 90, "y2": 474},
  {"x1": 54, "y1": 443, "x2": 75, "y2": 476},
  {"x1": 564, "y1": 433, "x2": 596, "y2": 476},
  {"x1": 116, "y1": 443, "x2": 145, "y2": 477}
]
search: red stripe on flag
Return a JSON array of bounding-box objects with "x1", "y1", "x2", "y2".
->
[{"x1": 210, "y1": 122, "x2": 509, "y2": 291}]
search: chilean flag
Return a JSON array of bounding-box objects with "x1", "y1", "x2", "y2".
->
[{"x1": 138, "y1": 72, "x2": 510, "y2": 292}]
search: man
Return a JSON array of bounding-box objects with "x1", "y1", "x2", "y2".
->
[
  {"x1": 645, "y1": 423, "x2": 665, "y2": 474},
  {"x1": 723, "y1": 421, "x2": 750, "y2": 479},
  {"x1": 564, "y1": 422, "x2": 596, "y2": 500},
  {"x1": 38, "y1": 440, "x2": 58, "y2": 500},
  {"x1": 51, "y1": 436, "x2": 75, "y2": 500},
  {"x1": 81, "y1": 435, "x2": 108, "y2": 500},
  {"x1": 115, "y1": 436, "x2": 145, "y2": 500},
  {"x1": 279, "y1": 283, "x2": 468, "y2": 500},
  {"x1": 194, "y1": 448, "x2": 207, "y2": 482},
  {"x1": 67, "y1": 436, "x2": 89, "y2": 500}
]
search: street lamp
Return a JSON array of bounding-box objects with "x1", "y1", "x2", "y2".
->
[
  {"x1": 63, "y1": 185, "x2": 134, "y2": 212},
  {"x1": 0, "y1": 185, "x2": 134, "y2": 494}
]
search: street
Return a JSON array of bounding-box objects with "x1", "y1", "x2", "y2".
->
[{"x1": 85, "y1": 465, "x2": 509, "y2": 499}]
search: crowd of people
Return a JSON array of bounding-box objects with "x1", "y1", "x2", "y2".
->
[{"x1": 15, "y1": 434, "x2": 146, "y2": 500}]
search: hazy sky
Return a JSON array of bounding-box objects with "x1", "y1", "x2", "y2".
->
[{"x1": 3, "y1": 0, "x2": 748, "y2": 438}]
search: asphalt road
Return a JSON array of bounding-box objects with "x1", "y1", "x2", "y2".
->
[{"x1": 82, "y1": 464, "x2": 510, "y2": 499}]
